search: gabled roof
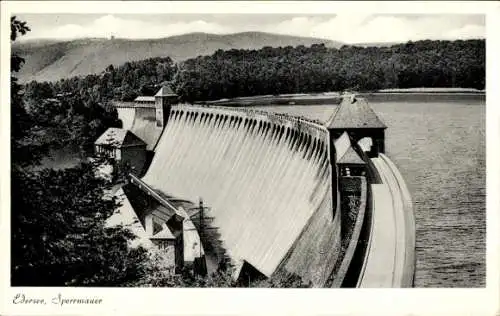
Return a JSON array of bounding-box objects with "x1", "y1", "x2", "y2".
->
[
  {"x1": 338, "y1": 147, "x2": 365, "y2": 164},
  {"x1": 150, "y1": 223, "x2": 175, "y2": 240},
  {"x1": 155, "y1": 84, "x2": 177, "y2": 97},
  {"x1": 326, "y1": 96, "x2": 386, "y2": 129},
  {"x1": 334, "y1": 131, "x2": 350, "y2": 160},
  {"x1": 177, "y1": 207, "x2": 205, "y2": 262},
  {"x1": 236, "y1": 260, "x2": 267, "y2": 283},
  {"x1": 105, "y1": 188, "x2": 155, "y2": 249},
  {"x1": 334, "y1": 132, "x2": 365, "y2": 165},
  {"x1": 94, "y1": 127, "x2": 146, "y2": 148}
]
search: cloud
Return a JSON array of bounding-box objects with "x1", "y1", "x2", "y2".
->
[
  {"x1": 266, "y1": 15, "x2": 373, "y2": 42},
  {"x1": 22, "y1": 14, "x2": 485, "y2": 44},
  {"x1": 444, "y1": 24, "x2": 486, "y2": 40},
  {"x1": 28, "y1": 14, "x2": 232, "y2": 40},
  {"x1": 265, "y1": 15, "x2": 485, "y2": 43}
]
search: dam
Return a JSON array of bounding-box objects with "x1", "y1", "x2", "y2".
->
[{"x1": 104, "y1": 87, "x2": 416, "y2": 287}]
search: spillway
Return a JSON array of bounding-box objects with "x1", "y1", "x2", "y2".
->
[{"x1": 141, "y1": 105, "x2": 341, "y2": 286}]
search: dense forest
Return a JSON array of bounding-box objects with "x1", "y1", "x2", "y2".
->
[
  {"x1": 11, "y1": 16, "x2": 155, "y2": 287},
  {"x1": 21, "y1": 57, "x2": 176, "y2": 154},
  {"x1": 24, "y1": 38, "x2": 485, "y2": 105},
  {"x1": 176, "y1": 40, "x2": 485, "y2": 101}
]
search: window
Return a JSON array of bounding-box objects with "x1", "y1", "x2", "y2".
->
[{"x1": 103, "y1": 146, "x2": 115, "y2": 158}]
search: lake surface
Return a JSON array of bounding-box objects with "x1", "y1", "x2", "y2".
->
[{"x1": 254, "y1": 95, "x2": 486, "y2": 287}]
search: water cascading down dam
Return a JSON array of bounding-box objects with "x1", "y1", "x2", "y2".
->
[
  {"x1": 143, "y1": 106, "x2": 340, "y2": 286},
  {"x1": 110, "y1": 88, "x2": 416, "y2": 288}
]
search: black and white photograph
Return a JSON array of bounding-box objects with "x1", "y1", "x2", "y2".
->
[{"x1": 1, "y1": 1, "x2": 498, "y2": 315}]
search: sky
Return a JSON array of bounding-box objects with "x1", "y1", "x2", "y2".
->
[{"x1": 16, "y1": 13, "x2": 485, "y2": 44}]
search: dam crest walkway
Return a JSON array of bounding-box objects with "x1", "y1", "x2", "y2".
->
[{"x1": 357, "y1": 154, "x2": 415, "y2": 288}]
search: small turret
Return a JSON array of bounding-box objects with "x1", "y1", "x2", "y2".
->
[
  {"x1": 325, "y1": 96, "x2": 386, "y2": 158},
  {"x1": 154, "y1": 84, "x2": 178, "y2": 128}
]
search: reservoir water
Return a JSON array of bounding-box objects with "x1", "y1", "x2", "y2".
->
[{"x1": 253, "y1": 95, "x2": 486, "y2": 287}]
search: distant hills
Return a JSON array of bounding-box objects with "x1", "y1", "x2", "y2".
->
[{"x1": 13, "y1": 32, "x2": 343, "y2": 83}]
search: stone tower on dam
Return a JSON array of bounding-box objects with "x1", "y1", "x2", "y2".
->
[{"x1": 154, "y1": 85, "x2": 178, "y2": 128}]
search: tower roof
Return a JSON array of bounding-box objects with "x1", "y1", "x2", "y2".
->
[
  {"x1": 334, "y1": 132, "x2": 365, "y2": 165},
  {"x1": 326, "y1": 96, "x2": 386, "y2": 129},
  {"x1": 94, "y1": 128, "x2": 146, "y2": 148},
  {"x1": 338, "y1": 147, "x2": 365, "y2": 164},
  {"x1": 155, "y1": 84, "x2": 177, "y2": 97},
  {"x1": 150, "y1": 223, "x2": 175, "y2": 240}
]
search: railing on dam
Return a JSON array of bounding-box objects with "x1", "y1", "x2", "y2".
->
[
  {"x1": 170, "y1": 104, "x2": 329, "y2": 148},
  {"x1": 379, "y1": 154, "x2": 415, "y2": 287},
  {"x1": 113, "y1": 100, "x2": 156, "y2": 109}
]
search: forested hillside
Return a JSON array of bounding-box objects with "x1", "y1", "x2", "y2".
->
[
  {"x1": 176, "y1": 40, "x2": 485, "y2": 101},
  {"x1": 26, "y1": 39, "x2": 485, "y2": 106},
  {"x1": 13, "y1": 32, "x2": 339, "y2": 83}
]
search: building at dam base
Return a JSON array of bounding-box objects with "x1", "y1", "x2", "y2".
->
[
  {"x1": 94, "y1": 127, "x2": 148, "y2": 175},
  {"x1": 102, "y1": 89, "x2": 414, "y2": 287}
]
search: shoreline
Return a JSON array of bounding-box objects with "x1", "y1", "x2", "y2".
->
[
  {"x1": 201, "y1": 89, "x2": 485, "y2": 107},
  {"x1": 375, "y1": 87, "x2": 484, "y2": 94}
]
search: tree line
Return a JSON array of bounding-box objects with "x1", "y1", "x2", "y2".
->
[
  {"x1": 25, "y1": 38, "x2": 486, "y2": 106},
  {"x1": 20, "y1": 55, "x2": 177, "y2": 154},
  {"x1": 11, "y1": 16, "x2": 152, "y2": 287},
  {"x1": 175, "y1": 40, "x2": 485, "y2": 101}
]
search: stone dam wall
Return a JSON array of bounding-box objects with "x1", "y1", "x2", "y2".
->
[
  {"x1": 134, "y1": 104, "x2": 342, "y2": 286},
  {"x1": 114, "y1": 99, "x2": 416, "y2": 287}
]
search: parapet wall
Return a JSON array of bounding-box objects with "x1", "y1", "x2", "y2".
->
[
  {"x1": 379, "y1": 154, "x2": 415, "y2": 287},
  {"x1": 357, "y1": 154, "x2": 415, "y2": 287},
  {"x1": 169, "y1": 104, "x2": 330, "y2": 149},
  {"x1": 141, "y1": 103, "x2": 341, "y2": 286}
]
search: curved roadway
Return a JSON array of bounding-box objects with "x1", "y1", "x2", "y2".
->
[{"x1": 357, "y1": 154, "x2": 415, "y2": 288}]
